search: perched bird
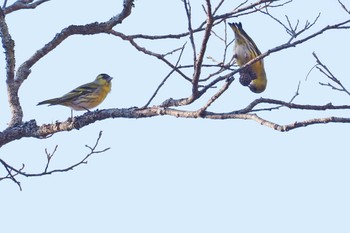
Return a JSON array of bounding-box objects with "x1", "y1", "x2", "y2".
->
[
  {"x1": 229, "y1": 22, "x2": 267, "y2": 93},
  {"x1": 37, "y1": 73, "x2": 113, "y2": 113}
]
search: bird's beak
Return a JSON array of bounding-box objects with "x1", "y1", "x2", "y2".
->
[{"x1": 107, "y1": 76, "x2": 113, "y2": 82}]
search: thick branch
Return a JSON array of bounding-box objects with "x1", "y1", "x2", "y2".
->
[
  {"x1": 1, "y1": 100, "x2": 350, "y2": 147},
  {"x1": 0, "y1": 7, "x2": 23, "y2": 127}
]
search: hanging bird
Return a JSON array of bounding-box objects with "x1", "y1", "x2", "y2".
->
[
  {"x1": 37, "y1": 73, "x2": 113, "y2": 113},
  {"x1": 229, "y1": 22, "x2": 267, "y2": 93}
]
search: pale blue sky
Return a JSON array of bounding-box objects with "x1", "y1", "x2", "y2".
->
[{"x1": 1, "y1": 0, "x2": 350, "y2": 232}]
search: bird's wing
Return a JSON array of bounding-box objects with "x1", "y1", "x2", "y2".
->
[{"x1": 58, "y1": 82, "x2": 99, "y2": 102}]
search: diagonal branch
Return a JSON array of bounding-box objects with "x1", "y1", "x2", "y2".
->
[
  {"x1": 5, "y1": 0, "x2": 134, "y2": 127},
  {"x1": 16, "y1": 0, "x2": 134, "y2": 85},
  {"x1": 110, "y1": 30, "x2": 191, "y2": 82},
  {"x1": 0, "y1": 159, "x2": 23, "y2": 190},
  {"x1": 338, "y1": 0, "x2": 350, "y2": 14},
  {"x1": 3, "y1": 0, "x2": 50, "y2": 14},
  {"x1": 214, "y1": 0, "x2": 284, "y2": 20},
  {"x1": 143, "y1": 42, "x2": 187, "y2": 108},
  {"x1": 196, "y1": 76, "x2": 235, "y2": 115},
  {"x1": 313, "y1": 52, "x2": 350, "y2": 96}
]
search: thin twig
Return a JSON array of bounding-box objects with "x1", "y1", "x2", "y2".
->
[
  {"x1": 197, "y1": 76, "x2": 235, "y2": 115},
  {"x1": 110, "y1": 30, "x2": 192, "y2": 83},
  {"x1": 143, "y1": 43, "x2": 187, "y2": 108},
  {"x1": 213, "y1": 0, "x2": 225, "y2": 15},
  {"x1": 0, "y1": 159, "x2": 22, "y2": 190},
  {"x1": 289, "y1": 81, "x2": 301, "y2": 103},
  {"x1": 338, "y1": 0, "x2": 350, "y2": 14},
  {"x1": 313, "y1": 52, "x2": 350, "y2": 96},
  {"x1": 183, "y1": 0, "x2": 197, "y2": 62},
  {"x1": 305, "y1": 64, "x2": 317, "y2": 81},
  {"x1": 260, "y1": 7, "x2": 321, "y2": 42},
  {"x1": 44, "y1": 145, "x2": 58, "y2": 172},
  {"x1": 248, "y1": 81, "x2": 301, "y2": 113},
  {"x1": 0, "y1": 131, "x2": 109, "y2": 190},
  {"x1": 265, "y1": 0, "x2": 292, "y2": 9}
]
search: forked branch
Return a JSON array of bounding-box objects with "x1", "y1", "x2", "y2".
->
[{"x1": 0, "y1": 131, "x2": 109, "y2": 190}]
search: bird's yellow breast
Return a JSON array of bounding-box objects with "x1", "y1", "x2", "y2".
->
[{"x1": 70, "y1": 82, "x2": 112, "y2": 110}]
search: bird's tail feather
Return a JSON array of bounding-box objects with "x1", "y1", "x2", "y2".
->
[{"x1": 37, "y1": 98, "x2": 60, "y2": 106}]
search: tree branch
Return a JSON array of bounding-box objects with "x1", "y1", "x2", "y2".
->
[
  {"x1": 3, "y1": 0, "x2": 50, "y2": 14},
  {"x1": 0, "y1": 7, "x2": 23, "y2": 127},
  {"x1": 143, "y1": 42, "x2": 187, "y2": 108},
  {"x1": 338, "y1": 0, "x2": 350, "y2": 14},
  {"x1": 16, "y1": 0, "x2": 134, "y2": 84},
  {"x1": 183, "y1": 0, "x2": 197, "y2": 62},
  {"x1": 190, "y1": 0, "x2": 213, "y2": 99},
  {"x1": 4, "y1": 0, "x2": 134, "y2": 127},
  {"x1": 313, "y1": 52, "x2": 350, "y2": 96},
  {"x1": 127, "y1": 0, "x2": 284, "y2": 40},
  {"x1": 0, "y1": 131, "x2": 109, "y2": 190},
  {"x1": 1, "y1": 99, "x2": 350, "y2": 149},
  {"x1": 145, "y1": 16, "x2": 350, "y2": 109},
  {"x1": 1, "y1": 0, "x2": 350, "y2": 190},
  {"x1": 110, "y1": 30, "x2": 192, "y2": 82}
]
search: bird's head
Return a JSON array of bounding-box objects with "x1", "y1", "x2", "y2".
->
[
  {"x1": 95, "y1": 73, "x2": 113, "y2": 85},
  {"x1": 248, "y1": 79, "x2": 267, "y2": 93}
]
